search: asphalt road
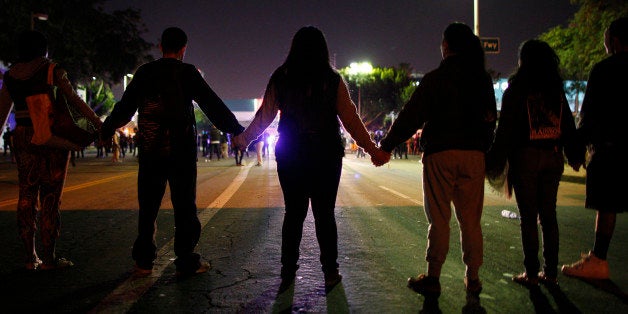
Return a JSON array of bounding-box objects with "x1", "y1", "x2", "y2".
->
[{"x1": 0, "y1": 149, "x2": 626, "y2": 313}]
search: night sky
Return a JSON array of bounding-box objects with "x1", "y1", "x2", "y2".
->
[{"x1": 104, "y1": 0, "x2": 578, "y2": 100}]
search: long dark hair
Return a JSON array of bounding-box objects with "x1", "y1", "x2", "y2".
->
[
  {"x1": 509, "y1": 39, "x2": 562, "y2": 92},
  {"x1": 280, "y1": 26, "x2": 333, "y2": 82}
]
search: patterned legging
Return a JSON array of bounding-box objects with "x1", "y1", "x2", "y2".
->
[{"x1": 12, "y1": 126, "x2": 70, "y2": 264}]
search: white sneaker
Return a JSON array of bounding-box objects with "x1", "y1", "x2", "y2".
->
[{"x1": 561, "y1": 251, "x2": 609, "y2": 279}]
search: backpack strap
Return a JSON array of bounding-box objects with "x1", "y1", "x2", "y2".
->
[{"x1": 47, "y1": 62, "x2": 56, "y2": 85}]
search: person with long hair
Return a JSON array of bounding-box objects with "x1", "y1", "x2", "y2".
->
[
  {"x1": 233, "y1": 26, "x2": 387, "y2": 292},
  {"x1": 0, "y1": 31, "x2": 103, "y2": 270},
  {"x1": 561, "y1": 17, "x2": 628, "y2": 280},
  {"x1": 378, "y1": 22, "x2": 497, "y2": 300},
  {"x1": 486, "y1": 39, "x2": 584, "y2": 287}
]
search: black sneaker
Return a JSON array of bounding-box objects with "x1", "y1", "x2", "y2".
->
[
  {"x1": 133, "y1": 263, "x2": 153, "y2": 276},
  {"x1": 176, "y1": 261, "x2": 211, "y2": 278},
  {"x1": 407, "y1": 274, "x2": 441, "y2": 296},
  {"x1": 324, "y1": 272, "x2": 343, "y2": 293}
]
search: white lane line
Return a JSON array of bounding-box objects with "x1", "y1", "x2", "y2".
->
[
  {"x1": 379, "y1": 185, "x2": 422, "y2": 205},
  {"x1": 90, "y1": 164, "x2": 253, "y2": 314}
]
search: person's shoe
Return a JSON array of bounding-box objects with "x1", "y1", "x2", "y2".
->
[
  {"x1": 40, "y1": 258, "x2": 74, "y2": 270},
  {"x1": 538, "y1": 271, "x2": 558, "y2": 287},
  {"x1": 407, "y1": 274, "x2": 441, "y2": 296},
  {"x1": 464, "y1": 277, "x2": 483, "y2": 295},
  {"x1": 324, "y1": 271, "x2": 343, "y2": 293},
  {"x1": 512, "y1": 272, "x2": 539, "y2": 287},
  {"x1": 561, "y1": 251, "x2": 609, "y2": 279},
  {"x1": 176, "y1": 261, "x2": 211, "y2": 278},
  {"x1": 133, "y1": 263, "x2": 153, "y2": 276},
  {"x1": 25, "y1": 257, "x2": 42, "y2": 271},
  {"x1": 278, "y1": 277, "x2": 295, "y2": 294}
]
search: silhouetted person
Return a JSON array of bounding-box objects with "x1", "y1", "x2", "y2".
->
[
  {"x1": 101, "y1": 27, "x2": 244, "y2": 277},
  {"x1": 0, "y1": 31, "x2": 102, "y2": 270},
  {"x1": 486, "y1": 39, "x2": 584, "y2": 287},
  {"x1": 379, "y1": 22, "x2": 497, "y2": 299},
  {"x1": 3, "y1": 126, "x2": 11, "y2": 155},
  {"x1": 233, "y1": 26, "x2": 387, "y2": 292},
  {"x1": 562, "y1": 17, "x2": 628, "y2": 280}
]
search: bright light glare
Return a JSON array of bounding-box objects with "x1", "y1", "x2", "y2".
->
[
  {"x1": 266, "y1": 134, "x2": 276, "y2": 145},
  {"x1": 33, "y1": 13, "x2": 48, "y2": 21},
  {"x1": 348, "y1": 62, "x2": 373, "y2": 75}
]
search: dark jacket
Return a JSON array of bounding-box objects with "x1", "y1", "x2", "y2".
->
[
  {"x1": 102, "y1": 58, "x2": 243, "y2": 161},
  {"x1": 486, "y1": 83, "x2": 585, "y2": 182},
  {"x1": 380, "y1": 55, "x2": 497, "y2": 156},
  {"x1": 578, "y1": 51, "x2": 628, "y2": 153}
]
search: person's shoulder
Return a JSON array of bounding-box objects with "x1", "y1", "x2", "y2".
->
[
  {"x1": 328, "y1": 68, "x2": 341, "y2": 80},
  {"x1": 592, "y1": 54, "x2": 625, "y2": 73},
  {"x1": 419, "y1": 67, "x2": 441, "y2": 83},
  {"x1": 501, "y1": 85, "x2": 519, "y2": 102},
  {"x1": 270, "y1": 66, "x2": 287, "y2": 80},
  {"x1": 133, "y1": 61, "x2": 156, "y2": 75},
  {"x1": 180, "y1": 62, "x2": 200, "y2": 73}
]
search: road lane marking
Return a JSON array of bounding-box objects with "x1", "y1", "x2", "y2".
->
[
  {"x1": 91, "y1": 163, "x2": 253, "y2": 313},
  {"x1": 0, "y1": 172, "x2": 137, "y2": 209},
  {"x1": 63, "y1": 172, "x2": 137, "y2": 192},
  {"x1": 379, "y1": 185, "x2": 422, "y2": 205}
]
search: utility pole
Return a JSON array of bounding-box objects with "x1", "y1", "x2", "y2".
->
[{"x1": 474, "y1": 0, "x2": 480, "y2": 36}]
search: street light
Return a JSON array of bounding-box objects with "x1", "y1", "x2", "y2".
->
[
  {"x1": 347, "y1": 61, "x2": 373, "y2": 118},
  {"x1": 123, "y1": 74, "x2": 134, "y2": 90},
  {"x1": 30, "y1": 12, "x2": 48, "y2": 30}
]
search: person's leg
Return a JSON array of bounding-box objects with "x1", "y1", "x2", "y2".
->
[
  {"x1": 12, "y1": 127, "x2": 42, "y2": 267},
  {"x1": 256, "y1": 141, "x2": 263, "y2": 165},
  {"x1": 277, "y1": 161, "x2": 309, "y2": 279},
  {"x1": 562, "y1": 152, "x2": 615, "y2": 279},
  {"x1": 217, "y1": 143, "x2": 223, "y2": 159},
  {"x1": 310, "y1": 159, "x2": 342, "y2": 275},
  {"x1": 407, "y1": 151, "x2": 455, "y2": 296},
  {"x1": 537, "y1": 152, "x2": 563, "y2": 279},
  {"x1": 169, "y1": 158, "x2": 203, "y2": 272},
  {"x1": 422, "y1": 151, "x2": 455, "y2": 278},
  {"x1": 561, "y1": 209, "x2": 613, "y2": 279},
  {"x1": 510, "y1": 161, "x2": 541, "y2": 280},
  {"x1": 133, "y1": 160, "x2": 168, "y2": 269},
  {"x1": 593, "y1": 211, "x2": 617, "y2": 260},
  {"x1": 451, "y1": 151, "x2": 484, "y2": 282},
  {"x1": 38, "y1": 148, "x2": 71, "y2": 266}
]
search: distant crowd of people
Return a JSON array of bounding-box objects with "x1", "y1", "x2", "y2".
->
[{"x1": 0, "y1": 15, "x2": 626, "y2": 310}]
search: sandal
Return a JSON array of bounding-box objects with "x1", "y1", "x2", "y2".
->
[
  {"x1": 40, "y1": 258, "x2": 74, "y2": 270},
  {"x1": 25, "y1": 258, "x2": 42, "y2": 271},
  {"x1": 512, "y1": 272, "x2": 539, "y2": 287},
  {"x1": 538, "y1": 272, "x2": 558, "y2": 286}
]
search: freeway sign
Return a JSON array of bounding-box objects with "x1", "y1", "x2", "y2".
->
[{"x1": 481, "y1": 37, "x2": 500, "y2": 54}]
